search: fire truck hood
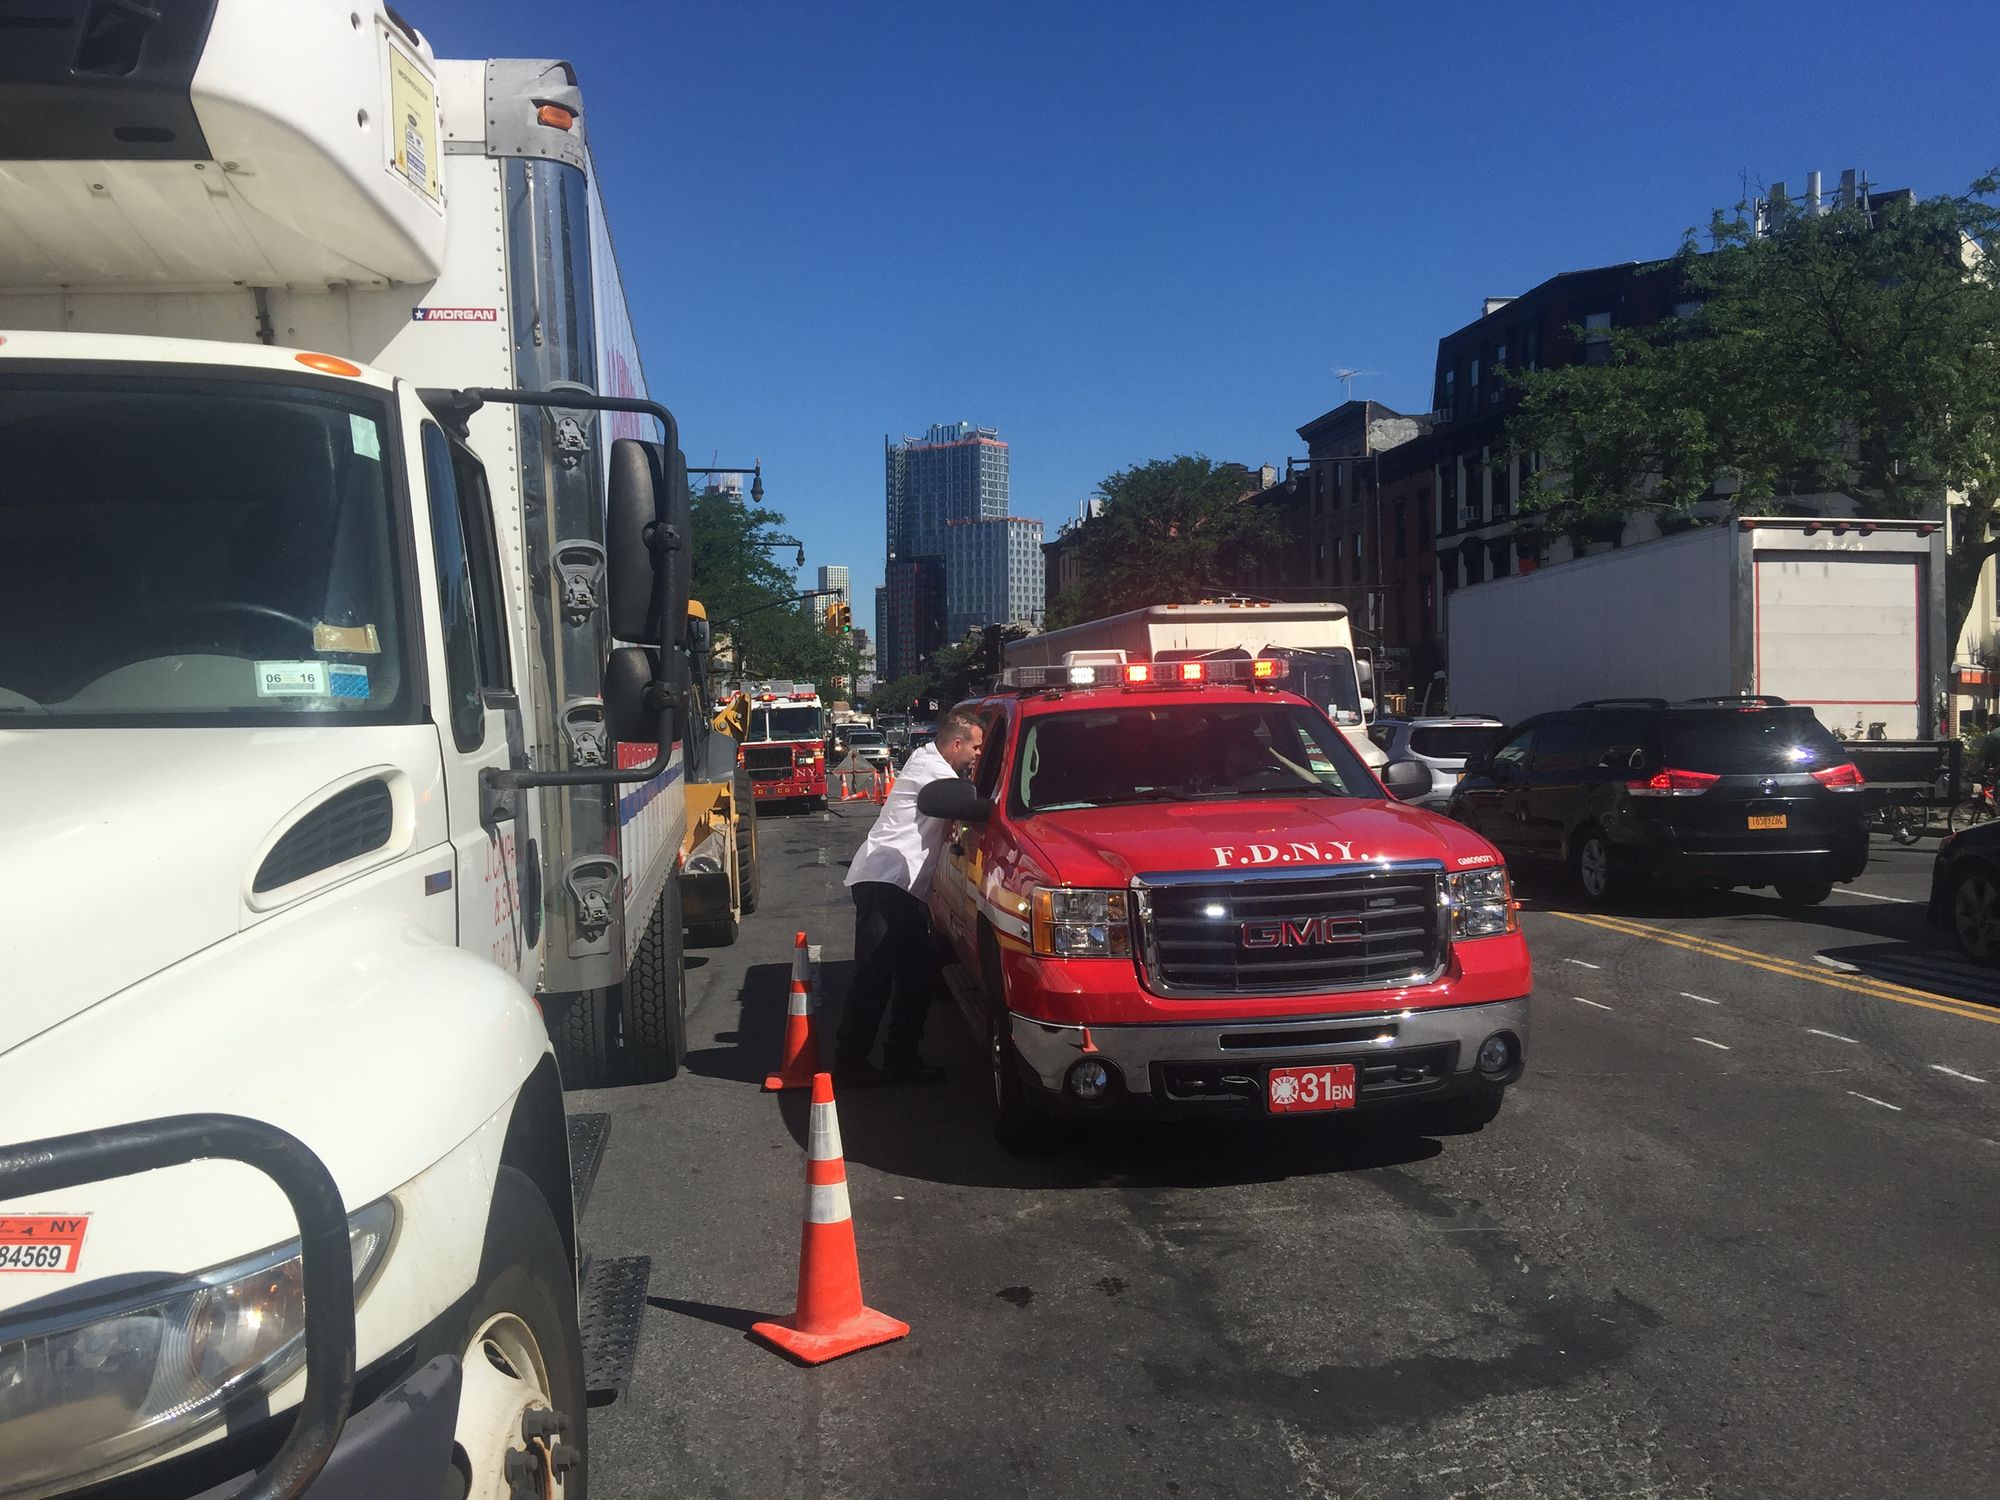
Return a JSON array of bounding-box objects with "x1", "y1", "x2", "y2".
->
[
  {"x1": 0, "y1": 725, "x2": 442, "y2": 1059},
  {"x1": 1017, "y1": 796, "x2": 1503, "y2": 885}
]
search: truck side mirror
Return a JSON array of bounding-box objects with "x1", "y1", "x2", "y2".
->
[
  {"x1": 916, "y1": 777, "x2": 993, "y2": 823},
  {"x1": 606, "y1": 435, "x2": 691, "y2": 646},
  {"x1": 604, "y1": 646, "x2": 678, "y2": 747},
  {"x1": 1379, "y1": 759, "x2": 1431, "y2": 801}
]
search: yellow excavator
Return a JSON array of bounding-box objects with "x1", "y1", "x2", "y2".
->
[{"x1": 679, "y1": 601, "x2": 760, "y2": 946}]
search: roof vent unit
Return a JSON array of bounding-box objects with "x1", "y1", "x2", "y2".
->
[{"x1": 0, "y1": 0, "x2": 447, "y2": 293}]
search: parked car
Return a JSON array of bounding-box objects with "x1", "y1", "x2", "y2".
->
[
  {"x1": 1368, "y1": 716, "x2": 1505, "y2": 811},
  {"x1": 1447, "y1": 697, "x2": 1869, "y2": 905},
  {"x1": 1928, "y1": 820, "x2": 2000, "y2": 963}
]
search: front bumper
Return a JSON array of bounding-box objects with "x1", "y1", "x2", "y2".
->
[
  {"x1": 1007, "y1": 996, "x2": 1528, "y2": 1118},
  {"x1": 751, "y1": 772, "x2": 825, "y2": 800},
  {"x1": 680, "y1": 866, "x2": 734, "y2": 924}
]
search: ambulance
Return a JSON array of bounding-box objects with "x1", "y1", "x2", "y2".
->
[{"x1": 922, "y1": 655, "x2": 1532, "y2": 1152}]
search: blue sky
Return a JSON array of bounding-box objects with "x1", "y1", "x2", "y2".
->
[{"x1": 417, "y1": 0, "x2": 2000, "y2": 616}]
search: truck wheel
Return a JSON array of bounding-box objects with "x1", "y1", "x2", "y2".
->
[
  {"x1": 549, "y1": 990, "x2": 614, "y2": 1091},
  {"x1": 445, "y1": 1168, "x2": 588, "y2": 1499},
  {"x1": 981, "y1": 938, "x2": 1062, "y2": 1155},
  {"x1": 1775, "y1": 879, "x2": 1833, "y2": 907},
  {"x1": 735, "y1": 777, "x2": 761, "y2": 916},
  {"x1": 620, "y1": 881, "x2": 687, "y2": 1083},
  {"x1": 1571, "y1": 827, "x2": 1617, "y2": 905}
]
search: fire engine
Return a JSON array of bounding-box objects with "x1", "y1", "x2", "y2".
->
[
  {"x1": 920, "y1": 653, "x2": 1532, "y2": 1152},
  {"x1": 740, "y1": 683, "x2": 831, "y2": 809}
]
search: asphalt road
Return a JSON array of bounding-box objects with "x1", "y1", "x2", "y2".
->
[{"x1": 575, "y1": 805, "x2": 2000, "y2": 1500}]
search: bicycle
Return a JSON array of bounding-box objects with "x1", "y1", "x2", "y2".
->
[{"x1": 1948, "y1": 778, "x2": 1996, "y2": 832}]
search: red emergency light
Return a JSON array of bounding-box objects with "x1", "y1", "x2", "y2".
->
[
  {"x1": 1123, "y1": 663, "x2": 1153, "y2": 684},
  {"x1": 1178, "y1": 661, "x2": 1206, "y2": 682}
]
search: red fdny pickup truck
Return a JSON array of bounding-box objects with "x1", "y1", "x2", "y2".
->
[{"x1": 921, "y1": 656, "x2": 1531, "y2": 1151}]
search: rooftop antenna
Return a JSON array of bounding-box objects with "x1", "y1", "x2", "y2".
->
[{"x1": 1332, "y1": 367, "x2": 1375, "y2": 401}]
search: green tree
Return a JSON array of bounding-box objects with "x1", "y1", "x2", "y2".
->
[
  {"x1": 1046, "y1": 456, "x2": 1277, "y2": 627},
  {"x1": 1509, "y1": 171, "x2": 2000, "y2": 644},
  {"x1": 688, "y1": 485, "x2": 847, "y2": 685}
]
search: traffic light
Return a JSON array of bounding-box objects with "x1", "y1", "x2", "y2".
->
[
  {"x1": 837, "y1": 601, "x2": 852, "y2": 633},
  {"x1": 821, "y1": 601, "x2": 839, "y2": 636}
]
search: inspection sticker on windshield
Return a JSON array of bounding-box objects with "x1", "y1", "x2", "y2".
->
[
  {"x1": 327, "y1": 663, "x2": 370, "y2": 700},
  {"x1": 0, "y1": 1216, "x2": 89, "y2": 1274},
  {"x1": 255, "y1": 661, "x2": 329, "y2": 698}
]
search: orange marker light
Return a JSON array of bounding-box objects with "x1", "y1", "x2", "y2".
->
[
  {"x1": 1251, "y1": 658, "x2": 1278, "y2": 679},
  {"x1": 538, "y1": 103, "x2": 577, "y2": 130},
  {"x1": 295, "y1": 352, "x2": 362, "y2": 377}
]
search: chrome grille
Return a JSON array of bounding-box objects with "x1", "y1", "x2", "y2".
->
[
  {"x1": 1137, "y1": 864, "x2": 1445, "y2": 996},
  {"x1": 744, "y1": 745, "x2": 793, "y2": 780}
]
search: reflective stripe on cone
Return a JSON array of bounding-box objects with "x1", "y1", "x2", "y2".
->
[{"x1": 763, "y1": 931, "x2": 819, "y2": 1091}]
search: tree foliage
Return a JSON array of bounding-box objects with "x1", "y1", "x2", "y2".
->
[
  {"x1": 1508, "y1": 171, "x2": 2000, "y2": 644},
  {"x1": 688, "y1": 486, "x2": 850, "y2": 686},
  {"x1": 1044, "y1": 456, "x2": 1278, "y2": 628}
]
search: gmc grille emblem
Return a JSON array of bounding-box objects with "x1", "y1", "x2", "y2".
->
[{"x1": 1240, "y1": 916, "x2": 1365, "y2": 949}]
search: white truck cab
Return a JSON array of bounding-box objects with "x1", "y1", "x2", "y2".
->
[{"x1": 0, "y1": 4, "x2": 708, "y2": 1494}]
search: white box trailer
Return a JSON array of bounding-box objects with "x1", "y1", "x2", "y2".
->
[
  {"x1": 1005, "y1": 601, "x2": 1390, "y2": 767},
  {"x1": 1444, "y1": 518, "x2": 1948, "y2": 736},
  {"x1": 0, "y1": 3, "x2": 703, "y2": 1493}
]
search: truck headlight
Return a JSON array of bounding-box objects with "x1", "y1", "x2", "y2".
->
[
  {"x1": 1446, "y1": 867, "x2": 1517, "y2": 939},
  {"x1": 1031, "y1": 887, "x2": 1132, "y2": 958},
  {"x1": 0, "y1": 1199, "x2": 395, "y2": 1497}
]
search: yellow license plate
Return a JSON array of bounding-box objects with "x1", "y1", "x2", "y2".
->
[{"x1": 1748, "y1": 814, "x2": 1788, "y2": 830}]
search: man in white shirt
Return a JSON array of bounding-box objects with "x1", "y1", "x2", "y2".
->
[{"x1": 835, "y1": 705, "x2": 986, "y2": 1086}]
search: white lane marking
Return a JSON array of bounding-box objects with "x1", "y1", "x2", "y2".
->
[
  {"x1": 1691, "y1": 1036, "x2": 1732, "y2": 1051},
  {"x1": 1813, "y1": 954, "x2": 1861, "y2": 973},
  {"x1": 1848, "y1": 1091, "x2": 1904, "y2": 1112},
  {"x1": 1573, "y1": 996, "x2": 1613, "y2": 1011},
  {"x1": 1806, "y1": 1028, "x2": 1861, "y2": 1044},
  {"x1": 1563, "y1": 958, "x2": 1602, "y2": 970},
  {"x1": 1836, "y1": 889, "x2": 1918, "y2": 904},
  {"x1": 1930, "y1": 1064, "x2": 1989, "y2": 1084},
  {"x1": 1680, "y1": 991, "x2": 1721, "y2": 1005}
]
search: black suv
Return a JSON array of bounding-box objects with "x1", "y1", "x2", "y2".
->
[{"x1": 1447, "y1": 698, "x2": 1869, "y2": 904}]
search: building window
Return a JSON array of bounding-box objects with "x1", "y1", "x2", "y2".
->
[
  {"x1": 1470, "y1": 358, "x2": 1481, "y2": 390},
  {"x1": 1674, "y1": 299, "x2": 1703, "y2": 321},
  {"x1": 1443, "y1": 369, "x2": 1455, "y2": 411},
  {"x1": 1394, "y1": 501, "x2": 1408, "y2": 558},
  {"x1": 1421, "y1": 578, "x2": 1435, "y2": 636},
  {"x1": 1584, "y1": 311, "x2": 1612, "y2": 366},
  {"x1": 1418, "y1": 491, "x2": 1432, "y2": 546},
  {"x1": 1351, "y1": 530, "x2": 1363, "y2": 575}
]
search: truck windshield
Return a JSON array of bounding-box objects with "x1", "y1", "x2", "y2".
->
[
  {"x1": 1012, "y1": 700, "x2": 1378, "y2": 813},
  {"x1": 751, "y1": 707, "x2": 823, "y2": 741},
  {"x1": 0, "y1": 378, "x2": 407, "y2": 723},
  {"x1": 1277, "y1": 648, "x2": 1365, "y2": 725}
]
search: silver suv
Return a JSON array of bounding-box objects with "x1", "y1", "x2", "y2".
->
[{"x1": 1368, "y1": 716, "x2": 1505, "y2": 810}]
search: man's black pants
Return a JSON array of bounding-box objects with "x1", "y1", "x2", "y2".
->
[{"x1": 836, "y1": 880, "x2": 939, "y2": 1066}]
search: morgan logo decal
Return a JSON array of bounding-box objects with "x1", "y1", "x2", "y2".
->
[
  {"x1": 1210, "y1": 840, "x2": 1354, "y2": 869},
  {"x1": 1241, "y1": 916, "x2": 1364, "y2": 949},
  {"x1": 411, "y1": 306, "x2": 498, "y2": 322}
]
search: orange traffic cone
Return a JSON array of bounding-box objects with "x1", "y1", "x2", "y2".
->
[
  {"x1": 751, "y1": 1072, "x2": 909, "y2": 1364},
  {"x1": 762, "y1": 932, "x2": 819, "y2": 1092}
]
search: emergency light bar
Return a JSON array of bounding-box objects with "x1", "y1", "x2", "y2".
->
[{"x1": 999, "y1": 658, "x2": 1291, "y2": 691}]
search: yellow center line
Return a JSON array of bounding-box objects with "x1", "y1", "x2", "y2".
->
[{"x1": 1548, "y1": 910, "x2": 2000, "y2": 1028}]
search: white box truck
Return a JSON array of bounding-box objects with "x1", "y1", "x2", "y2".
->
[
  {"x1": 1445, "y1": 518, "x2": 1949, "y2": 737},
  {"x1": 0, "y1": 4, "x2": 713, "y2": 1493},
  {"x1": 1005, "y1": 601, "x2": 1390, "y2": 767}
]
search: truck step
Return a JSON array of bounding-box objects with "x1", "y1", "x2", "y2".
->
[
  {"x1": 579, "y1": 1254, "x2": 652, "y2": 1400},
  {"x1": 567, "y1": 1112, "x2": 611, "y2": 1221}
]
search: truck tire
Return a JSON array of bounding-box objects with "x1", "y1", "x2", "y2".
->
[
  {"x1": 443, "y1": 1168, "x2": 589, "y2": 1498},
  {"x1": 549, "y1": 990, "x2": 614, "y2": 1091},
  {"x1": 735, "y1": 773, "x2": 761, "y2": 916},
  {"x1": 981, "y1": 934, "x2": 1062, "y2": 1154},
  {"x1": 1571, "y1": 826, "x2": 1618, "y2": 905},
  {"x1": 620, "y1": 880, "x2": 687, "y2": 1083}
]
